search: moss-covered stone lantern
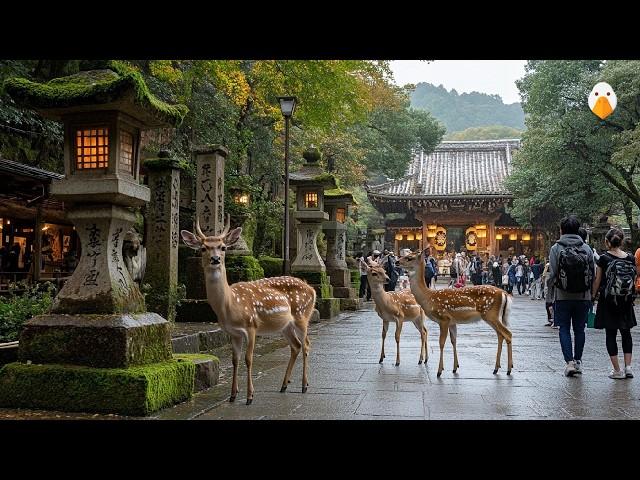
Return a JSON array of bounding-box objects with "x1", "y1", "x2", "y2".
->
[{"x1": 0, "y1": 62, "x2": 198, "y2": 416}]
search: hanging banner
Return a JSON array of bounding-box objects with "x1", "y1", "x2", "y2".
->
[
  {"x1": 434, "y1": 227, "x2": 447, "y2": 251},
  {"x1": 465, "y1": 226, "x2": 477, "y2": 251}
]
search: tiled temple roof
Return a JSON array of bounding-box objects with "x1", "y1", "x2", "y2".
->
[{"x1": 367, "y1": 139, "x2": 520, "y2": 198}]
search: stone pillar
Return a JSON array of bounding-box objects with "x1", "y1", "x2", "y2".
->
[
  {"x1": 144, "y1": 153, "x2": 183, "y2": 322},
  {"x1": 291, "y1": 221, "x2": 326, "y2": 272},
  {"x1": 51, "y1": 205, "x2": 145, "y2": 314},
  {"x1": 194, "y1": 146, "x2": 227, "y2": 236}
]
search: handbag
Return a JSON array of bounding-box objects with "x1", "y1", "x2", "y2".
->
[{"x1": 587, "y1": 305, "x2": 596, "y2": 328}]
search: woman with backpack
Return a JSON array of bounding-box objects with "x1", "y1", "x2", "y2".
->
[{"x1": 591, "y1": 227, "x2": 636, "y2": 379}]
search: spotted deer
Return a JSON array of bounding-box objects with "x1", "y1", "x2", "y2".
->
[
  {"x1": 397, "y1": 247, "x2": 513, "y2": 377},
  {"x1": 181, "y1": 216, "x2": 316, "y2": 404},
  {"x1": 366, "y1": 264, "x2": 428, "y2": 365}
]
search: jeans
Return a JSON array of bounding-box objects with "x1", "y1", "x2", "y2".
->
[
  {"x1": 515, "y1": 276, "x2": 524, "y2": 294},
  {"x1": 531, "y1": 278, "x2": 542, "y2": 299},
  {"x1": 554, "y1": 300, "x2": 590, "y2": 363}
]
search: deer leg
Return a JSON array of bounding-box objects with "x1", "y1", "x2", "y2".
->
[
  {"x1": 280, "y1": 323, "x2": 302, "y2": 393},
  {"x1": 380, "y1": 320, "x2": 389, "y2": 363},
  {"x1": 245, "y1": 328, "x2": 256, "y2": 405},
  {"x1": 229, "y1": 335, "x2": 243, "y2": 402},
  {"x1": 412, "y1": 317, "x2": 426, "y2": 364},
  {"x1": 494, "y1": 334, "x2": 503, "y2": 374},
  {"x1": 394, "y1": 318, "x2": 403, "y2": 366},
  {"x1": 449, "y1": 323, "x2": 459, "y2": 373},
  {"x1": 437, "y1": 322, "x2": 449, "y2": 378},
  {"x1": 299, "y1": 325, "x2": 310, "y2": 393}
]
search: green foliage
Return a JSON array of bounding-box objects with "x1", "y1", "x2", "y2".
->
[
  {"x1": 444, "y1": 125, "x2": 522, "y2": 140},
  {"x1": 225, "y1": 255, "x2": 265, "y2": 284},
  {"x1": 410, "y1": 82, "x2": 525, "y2": 132},
  {"x1": 0, "y1": 282, "x2": 55, "y2": 343},
  {"x1": 258, "y1": 256, "x2": 284, "y2": 278},
  {"x1": 0, "y1": 359, "x2": 194, "y2": 416}
]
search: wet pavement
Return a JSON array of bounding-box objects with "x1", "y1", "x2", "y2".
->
[{"x1": 2, "y1": 285, "x2": 640, "y2": 420}]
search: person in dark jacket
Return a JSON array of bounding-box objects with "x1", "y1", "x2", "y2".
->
[
  {"x1": 591, "y1": 227, "x2": 636, "y2": 379},
  {"x1": 547, "y1": 215, "x2": 594, "y2": 377}
]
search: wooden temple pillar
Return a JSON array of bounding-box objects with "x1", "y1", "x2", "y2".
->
[{"x1": 32, "y1": 206, "x2": 42, "y2": 282}]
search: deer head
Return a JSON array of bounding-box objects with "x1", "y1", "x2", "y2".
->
[
  {"x1": 397, "y1": 249, "x2": 424, "y2": 272},
  {"x1": 366, "y1": 264, "x2": 390, "y2": 286},
  {"x1": 181, "y1": 215, "x2": 242, "y2": 273}
]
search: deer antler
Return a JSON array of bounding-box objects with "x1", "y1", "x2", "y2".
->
[
  {"x1": 195, "y1": 216, "x2": 206, "y2": 240},
  {"x1": 220, "y1": 214, "x2": 231, "y2": 237}
]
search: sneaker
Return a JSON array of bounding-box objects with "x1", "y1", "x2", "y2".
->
[
  {"x1": 564, "y1": 361, "x2": 577, "y2": 377},
  {"x1": 552, "y1": 324, "x2": 559, "y2": 329},
  {"x1": 545, "y1": 321, "x2": 553, "y2": 326},
  {"x1": 575, "y1": 360, "x2": 583, "y2": 374},
  {"x1": 625, "y1": 366, "x2": 634, "y2": 378},
  {"x1": 608, "y1": 369, "x2": 626, "y2": 379}
]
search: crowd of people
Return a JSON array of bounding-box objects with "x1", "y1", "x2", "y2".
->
[{"x1": 354, "y1": 214, "x2": 638, "y2": 380}]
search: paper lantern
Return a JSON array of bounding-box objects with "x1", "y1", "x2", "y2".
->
[
  {"x1": 427, "y1": 231, "x2": 436, "y2": 238},
  {"x1": 495, "y1": 234, "x2": 503, "y2": 240},
  {"x1": 427, "y1": 224, "x2": 438, "y2": 231},
  {"x1": 475, "y1": 224, "x2": 487, "y2": 230},
  {"x1": 522, "y1": 233, "x2": 531, "y2": 241},
  {"x1": 407, "y1": 233, "x2": 415, "y2": 241},
  {"x1": 395, "y1": 233, "x2": 403, "y2": 241},
  {"x1": 477, "y1": 230, "x2": 487, "y2": 238},
  {"x1": 509, "y1": 233, "x2": 517, "y2": 241},
  {"x1": 415, "y1": 232, "x2": 423, "y2": 240}
]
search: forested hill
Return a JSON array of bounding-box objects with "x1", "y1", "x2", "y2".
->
[{"x1": 410, "y1": 82, "x2": 525, "y2": 133}]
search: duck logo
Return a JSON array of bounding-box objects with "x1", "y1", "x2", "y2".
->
[{"x1": 588, "y1": 82, "x2": 617, "y2": 120}]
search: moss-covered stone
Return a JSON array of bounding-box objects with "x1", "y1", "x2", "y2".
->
[
  {"x1": 0, "y1": 360, "x2": 194, "y2": 416},
  {"x1": 225, "y1": 255, "x2": 264, "y2": 284},
  {"x1": 4, "y1": 60, "x2": 188, "y2": 127},
  {"x1": 316, "y1": 298, "x2": 340, "y2": 319},
  {"x1": 325, "y1": 187, "x2": 357, "y2": 205},
  {"x1": 18, "y1": 313, "x2": 172, "y2": 368},
  {"x1": 292, "y1": 270, "x2": 332, "y2": 299},
  {"x1": 259, "y1": 256, "x2": 284, "y2": 278},
  {"x1": 350, "y1": 269, "x2": 361, "y2": 285}
]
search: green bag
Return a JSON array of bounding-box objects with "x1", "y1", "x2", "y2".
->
[{"x1": 587, "y1": 306, "x2": 596, "y2": 328}]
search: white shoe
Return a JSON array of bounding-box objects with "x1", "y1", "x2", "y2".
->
[
  {"x1": 564, "y1": 361, "x2": 577, "y2": 377},
  {"x1": 625, "y1": 366, "x2": 634, "y2": 378},
  {"x1": 575, "y1": 360, "x2": 583, "y2": 374},
  {"x1": 608, "y1": 369, "x2": 626, "y2": 379}
]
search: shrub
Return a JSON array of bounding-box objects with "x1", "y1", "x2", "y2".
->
[
  {"x1": 225, "y1": 255, "x2": 265, "y2": 284},
  {"x1": 259, "y1": 256, "x2": 284, "y2": 278},
  {"x1": 0, "y1": 282, "x2": 56, "y2": 343}
]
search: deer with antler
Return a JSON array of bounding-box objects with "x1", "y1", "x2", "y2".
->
[
  {"x1": 397, "y1": 246, "x2": 513, "y2": 377},
  {"x1": 366, "y1": 264, "x2": 428, "y2": 366},
  {"x1": 181, "y1": 216, "x2": 316, "y2": 405}
]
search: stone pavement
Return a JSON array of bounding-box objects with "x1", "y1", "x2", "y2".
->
[
  {"x1": 155, "y1": 285, "x2": 640, "y2": 420},
  {"x1": 2, "y1": 285, "x2": 640, "y2": 420}
]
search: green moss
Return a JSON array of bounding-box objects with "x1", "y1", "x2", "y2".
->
[
  {"x1": 225, "y1": 255, "x2": 264, "y2": 284},
  {"x1": 242, "y1": 216, "x2": 257, "y2": 252},
  {"x1": 350, "y1": 269, "x2": 361, "y2": 286},
  {"x1": 143, "y1": 157, "x2": 188, "y2": 171},
  {"x1": 291, "y1": 271, "x2": 332, "y2": 299},
  {"x1": 259, "y1": 256, "x2": 284, "y2": 278},
  {"x1": 0, "y1": 360, "x2": 194, "y2": 416},
  {"x1": 173, "y1": 353, "x2": 219, "y2": 363},
  {"x1": 325, "y1": 187, "x2": 357, "y2": 204},
  {"x1": 4, "y1": 60, "x2": 188, "y2": 127},
  {"x1": 311, "y1": 173, "x2": 338, "y2": 188}
]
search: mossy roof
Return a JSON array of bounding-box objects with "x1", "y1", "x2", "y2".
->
[
  {"x1": 4, "y1": 61, "x2": 188, "y2": 128},
  {"x1": 289, "y1": 167, "x2": 338, "y2": 189},
  {"x1": 325, "y1": 187, "x2": 357, "y2": 205}
]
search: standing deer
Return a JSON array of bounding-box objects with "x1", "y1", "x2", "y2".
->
[
  {"x1": 181, "y1": 216, "x2": 316, "y2": 405},
  {"x1": 397, "y1": 246, "x2": 513, "y2": 377},
  {"x1": 366, "y1": 264, "x2": 428, "y2": 365}
]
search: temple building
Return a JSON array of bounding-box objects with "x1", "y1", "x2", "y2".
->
[{"x1": 366, "y1": 139, "x2": 543, "y2": 258}]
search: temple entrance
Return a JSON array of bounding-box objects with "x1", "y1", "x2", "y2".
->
[{"x1": 446, "y1": 227, "x2": 465, "y2": 252}]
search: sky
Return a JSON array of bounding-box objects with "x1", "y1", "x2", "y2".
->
[{"x1": 389, "y1": 60, "x2": 527, "y2": 105}]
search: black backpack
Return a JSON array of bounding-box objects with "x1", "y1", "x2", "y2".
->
[
  {"x1": 603, "y1": 254, "x2": 636, "y2": 305},
  {"x1": 554, "y1": 242, "x2": 592, "y2": 293}
]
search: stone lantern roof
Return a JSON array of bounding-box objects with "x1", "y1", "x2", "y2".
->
[
  {"x1": 4, "y1": 61, "x2": 188, "y2": 128},
  {"x1": 289, "y1": 147, "x2": 338, "y2": 189},
  {"x1": 325, "y1": 187, "x2": 357, "y2": 206}
]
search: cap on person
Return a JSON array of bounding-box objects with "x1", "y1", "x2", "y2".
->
[{"x1": 373, "y1": 250, "x2": 381, "y2": 255}]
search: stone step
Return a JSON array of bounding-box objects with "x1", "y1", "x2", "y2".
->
[
  {"x1": 316, "y1": 298, "x2": 340, "y2": 320},
  {"x1": 173, "y1": 354, "x2": 220, "y2": 392},
  {"x1": 171, "y1": 327, "x2": 230, "y2": 354}
]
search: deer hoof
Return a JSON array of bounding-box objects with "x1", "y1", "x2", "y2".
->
[
  {"x1": 302, "y1": 386, "x2": 308, "y2": 393},
  {"x1": 507, "y1": 369, "x2": 512, "y2": 375},
  {"x1": 379, "y1": 359, "x2": 384, "y2": 364},
  {"x1": 280, "y1": 385, "x2": 287, "y2": 393},
  {"x1": 453, "y1": 369, "x2": 457, "y2": 373},
  {"x1": 418, "y1": 360, "x2": 423, "y2": 365},
  {"x1": 230, "y1": 395, "x2": 237, "y2": 402},
  {"x1": 493, "y1": 369, "x2": 499, "y2": 374},
  {"x1": 246, "y1": 398, "x2": 253, "y2": 405},
  {"x1": 395, "y1": 362, "x2": 400, "y2": 366},
  {"x1": 437, "y1": 371, "x2": 442, "y2": 378}
]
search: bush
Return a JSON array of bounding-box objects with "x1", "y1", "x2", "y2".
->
[
  {"x1": 0, "y1": 282, "x2": 56, "y2": 343},
  {"x1": 259, "y1": 256, "x2": 284, "y2": 278},
  {"x1": 225, "y1": 255, "x2": 265, "y2": 284}
]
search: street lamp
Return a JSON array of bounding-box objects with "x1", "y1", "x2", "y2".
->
[{"x1": 278, "y1": 96, "x2": 297, "y2": 275}]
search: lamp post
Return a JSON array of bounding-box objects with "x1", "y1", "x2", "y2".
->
[{"x1": 278, "y1": 96, "x2": 297, "y2": 275}]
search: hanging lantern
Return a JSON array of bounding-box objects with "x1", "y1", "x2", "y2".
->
[
  {"x1": 495, "y1": 233, "x2": 503, "y2": 240},
  {"x1": 407, "y1": 233, "x2": 415, "y2": 241},
  {"x1": 416, "y1": 232, "x2": 423, "y2": 240},
  {"x1": 509, "y1": 233, "x2": 517, "y2": 241},
  {"x1": 522, "y1": 233, "x2": 531, "y2": 241},
  {"x1": 427, "y1": 224, "x2": 438, "y2": 231},
  {"x1": 477, "y1": 230, "x2": 487, "y2": 238},
  {"x1": 475, "y1": 224, "x2": 487, "y2": 230},
  {"x1": 395, "y1": 233, "x2": 403, "y2": 241},
  {"x1": 427, "y1": 230, "x2": 437, "y2": 238}
]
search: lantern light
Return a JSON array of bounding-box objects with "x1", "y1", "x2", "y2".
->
[
  {"x1": 395, "y1": 233, "x2": 403, "y2": 241},
  {"x1": 509, "y1": 233, "x2": 517, "y2": 240},
  {"x1": 477, "y1": 230, "x2": 487, "y2": 238},
  {"x1": 427, "y1": 224, "x2": 437, "y2": 231},
  {"x1": 407, "y1": 233, "x2": 415, "y2": 241},
  {"x1": 427, "y1": 231, "x2": 436, "y2": 238},
  {"x1": 475, "y1": 224, "x2": 487, "y2": 230},
  {"x1": 233, "y1": 192, "x2": 250, "y2": 205},
  {"x1": 522, "y1": 233, "x2": 531, "y2": 241},
  {"x1": 416, "y1": 232, "x2": 423, "y2": 240},
  {"x1": 495, "y1": 234, "x2": 503, "y2": 240}
]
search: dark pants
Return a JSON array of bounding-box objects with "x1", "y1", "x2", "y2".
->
[
  {"x1": 605, "y1": 328, "x2": 633, "y2": 356},
  {"x1": 359, "y1": 275, "x2": 371, "y2": 300},
  {"x1": 554, "y1": 300, "x2": 590, "y2": 363},
  {"x1": 516, "y1": 276, "x2": 524, "y2": 294}
]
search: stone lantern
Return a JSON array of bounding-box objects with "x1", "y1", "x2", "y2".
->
[
  {"x1": 289, "y1": 147, "x2": 337, "y2": 272},
  {"x1": 0, "y1": 63, "x2": 197, "y2": 416},
  {"x1": 225, "y1": 176, "x2": 253, "y2": 256},
  {"x1": 323, "y1": 188, "x2": 360, "y2": 310}
]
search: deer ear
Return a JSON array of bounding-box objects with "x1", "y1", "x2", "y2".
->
[
  {"x1": 181, "y1": 230, "x2": 202, "y2": 250},
  {"x1": 224, "y1": 227, "x2": 242, "y2": 246}
]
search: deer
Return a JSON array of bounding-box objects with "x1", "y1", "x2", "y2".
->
[
  {"x1": 366, "y1": 264, "x2": 428, "y2": 366},
  {"x1": 397, "y1": 245, "x2": 513, "y2": 377},
  {"x1": 181, "y1": 215, "x2": 316, "y2": 405}
]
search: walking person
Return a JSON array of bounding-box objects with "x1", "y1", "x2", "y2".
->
[
  {"x1": 530, "y1": 258, "x2": 543, "y2": 300},
  {"x1": 492, "y1": 259, "x2": 502, "y2": 289},
  {"x1": 591, "y1": 227, "x2": 636, "y2": 379},
  {"x1": 507, "y1": 259, "x2": 517, "y2": 294},
  {"x1": 358, "y1": 252, "x2": 372, "y2": 301},
  {"x1": 515, "y1": 259, "x2": 524, "y2": 294},
  {"x1": 384, "y1": 250, "x2": 399, "y2": 292},
  {"x1": 547, "y1": 215, "x2": 594, "y2": 377}
]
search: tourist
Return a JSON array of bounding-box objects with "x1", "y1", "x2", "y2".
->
[
  {"x1": 515, "y1": 257, "x2": 525, "y2": 295},
  {"x1": 357, "y1": 252, "x2": 371, "y2": 301},
  {"x1": 591, "y1": 227, "x2": 636, "y2": 379},
  {"x1": 542, "y1": 260, "x2": 556, "y2": 327},
  {"x1": 578, "y1": 227, "x2": 597, "y2": 273},
  {"x1": 547, "y1": 215, "x2": 594, "y2": 377},
  {"x1": 448, "y1": 252, "x2": 459, "y2": 288},
  {"x1": 530, "y1": 258, "x2": 543, "y2": 300},
  {"x1": 507, "y1": 258, "x2": 517, "y2": 294},
  {"x1": 383, "y1": 250, "x2": 399, "y2": 292},
  {"x1": 492, "y1": 259, "x2": 502, "y2": 288},
  {"x1": 635, "y1": 243, "x2": 640, "y2": 296},
  {"x1": 424, "y1": 251, "x2": 436, "y2": 288}
]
